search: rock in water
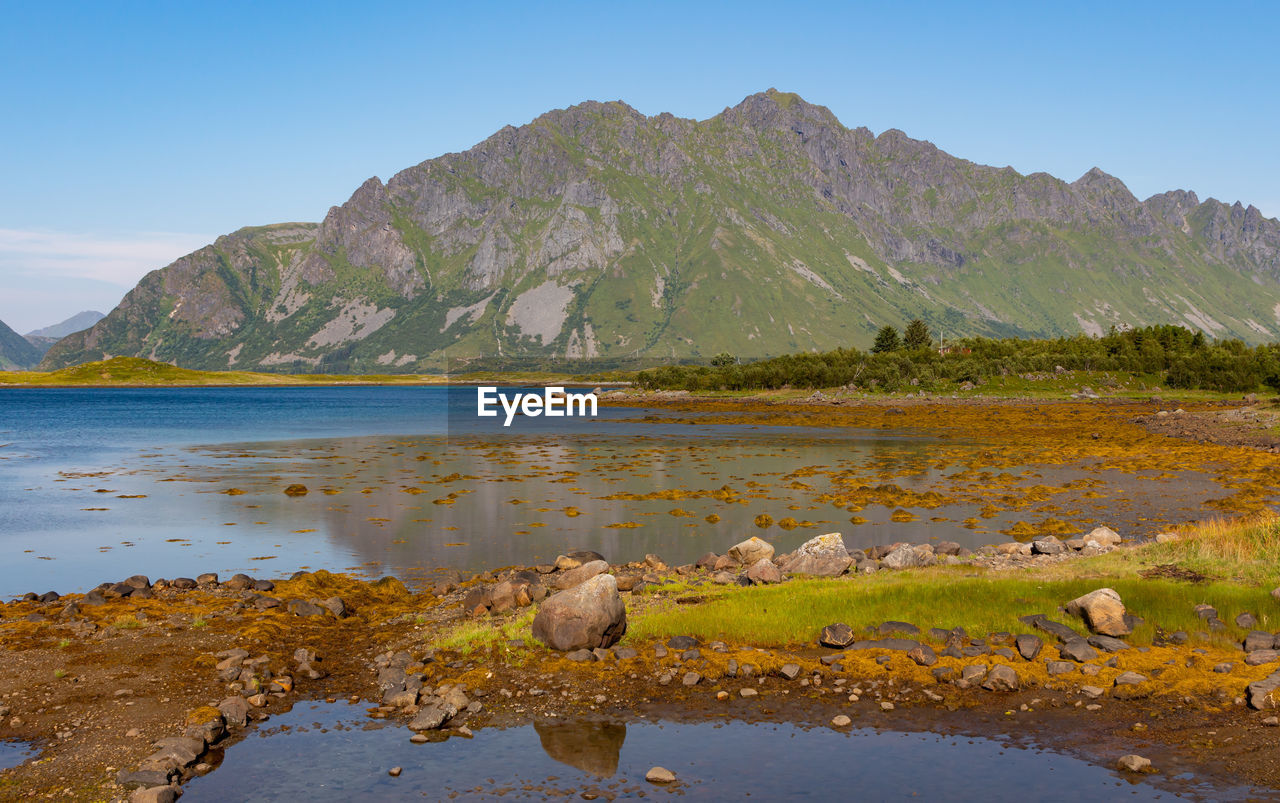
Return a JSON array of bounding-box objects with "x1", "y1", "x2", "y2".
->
[
  {"x1": 408, "y1": 698, "x2": 457, "y2": 731},
  {"x1": 781, "y1": 533, "x2": 852, "y2": 576},
  {"x1": 645, "y1": 767, "x2": 676, "y2": 784},
  {"x1": 727, "y1": 536, "x2": 774, "y2": 565},
  {"x1": 1064, "y1": 588, "x2": 1131, "y2": 637},
  {"x1": 532, "y1": 574, "x2": 627, "y2": 651}
]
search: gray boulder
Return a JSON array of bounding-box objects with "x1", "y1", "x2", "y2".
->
[
  {"x1": 781, "y1": 533, "x2": 852, "y2": 576},
  {"x1": 554, "y1": 560, "x2": 608, "y2": 591},
  {"x1": 745, "y1": 558, "x2": 782, "y2": 585},
  {"x1": 1064, "y1": 588, "x2": 1131, "y2": 637},
  {"x1": 532, "y1": 574, "x2": 627, "y2": 651}
]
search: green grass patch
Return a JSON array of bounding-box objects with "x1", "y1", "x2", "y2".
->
[{"x1": 432, "y1": 608, "x2": 536, "y2": 655}]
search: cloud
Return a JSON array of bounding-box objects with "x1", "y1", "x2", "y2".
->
[{"x1": 0, "y1": 228, "x2": 213, "y2": 287}]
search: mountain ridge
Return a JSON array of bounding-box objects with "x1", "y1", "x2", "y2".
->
[
  {"x1": 0, "y1": 318, "x2": 42, "y2": 369},
  {"x1": 42, "y1": 89, "x2": 1280, "y2": 372}
]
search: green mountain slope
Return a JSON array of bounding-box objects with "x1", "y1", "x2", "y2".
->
[
  {"x1": 42, "y1": 90, "x2": 1280, "y2": 372},
  {"x1": 0, "y1": 318, "x2": 42, "y2": 369}
]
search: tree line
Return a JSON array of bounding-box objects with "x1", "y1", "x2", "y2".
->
[{"x1": 636, "y1": 321, "x2": 1280, "y2": 394}]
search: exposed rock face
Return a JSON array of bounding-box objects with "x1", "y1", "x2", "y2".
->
[
  {"x1": 1065, "y1": 588, "x2": 1132, "y2": 637},
  {"x1": 781, "y1": 533, "x2": 852, "y2": 576},
  {"x1": 42, "y1": 90, "x2": 1280, "y2": 372},
  {"x1": 532, "y1": 574, "x2": 627, "y2": 651}
]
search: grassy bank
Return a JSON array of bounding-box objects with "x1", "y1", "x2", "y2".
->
[{"x1": 625, "y1": 515, "x2": 1280, "y2": 649}]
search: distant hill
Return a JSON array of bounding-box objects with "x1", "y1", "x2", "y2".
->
[
  {"x1": 42, "y1": 89, "x2": 1280, "y2": 373},
  {"x1": 25, "y1": 310, "x2": 105, "y2": 339},
  {"x1": 0, "y1": 318, "x2": 42, "y2": 369}
]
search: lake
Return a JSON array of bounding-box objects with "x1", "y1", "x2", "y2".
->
[{"x1": 0, "y1": 387, "x2": 1235, "y2": 596}]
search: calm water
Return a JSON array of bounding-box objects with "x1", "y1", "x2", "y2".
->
[
  {"x1": 0, "y1": 739, "x2": 36, "y2": 771},
  {"x1": 180, "y1": 702, "x2": 1245, "y2": 801},
  {"x1": 0, "y1": 387, "x2": 1233, "y2": 596}
]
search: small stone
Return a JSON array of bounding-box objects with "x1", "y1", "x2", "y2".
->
[
  {"x1": 831, "y1": 715, "x2": 851, "y2": 727},
  {"x1": 645, "y1": 766, "x2": 676, "y2": 784},
  {"x1": 388, "y1": 767, "x2": 402, "y2": 777},
  {"x1": 1264, "y1": 716, "x2": 1280, "y2": 727},
  {"x1": 1113, "y1": 671, "x2": 1147, "y2": 686},
  {"x1": 1237, "y1": 612, "x2": 1259, "y2": 629},
  {"x1": 982, "y1": 665, "x2": 1019, "y2": 692},
  {"x1": 682, "y1": 672, "x2": 701, "y2": 687},
  {"x1": 409, "y1": 733, "x2": 429, "y2": 743},
  {"x1": 1081, "y1": 685, "x2": 1106, "y2": 699},
  {"x1": 880, "y1": 701, "x2": 894, "y2": 711},
  {"x1": 739, "y1": 688, "x2": 758, "y2": 698},
  {"x1": 1015, "y1": 634, "x2": 1043, "y2": 661},
  {"x1": 779, "y1": 663, "x2": 801, "y2": 680},
  {"x1": 819, "y1": 623, "x2": 855, "y2": 648},
  {"x1": 1116, "y1": 754, "x2": 1152, "y2": 773}
]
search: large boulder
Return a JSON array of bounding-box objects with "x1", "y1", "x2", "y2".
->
[
  {"x1": 533, "y1": 574, "x2": 627, "y2": 651},
  {"x1": 781, "y1": 533, "x2": 852, "y2": 576},
  {"x1": 727, "y1": 536, "x2": 774, "y2": 566},
  {"x1": 1064, "y1": 588, "x2": 1131, "y2": 637}
]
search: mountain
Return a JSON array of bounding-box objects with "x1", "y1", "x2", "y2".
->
[
  {"x1": 42, "y1": 90, "x2": 1280, "y2": 373},
  {"x1": 24, "y1": 311, "x2": 107, "y2": 360},
  {"x1": 0, "y1": 318, "x2": 42, "y2": 370},
  {"x1": 26, "y1": 311, "x2": 106, "y2": 339}
]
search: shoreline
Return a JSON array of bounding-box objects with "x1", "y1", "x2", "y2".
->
[{"x1": 5, "y1": 523, "x2": 1280, "y2": 800}]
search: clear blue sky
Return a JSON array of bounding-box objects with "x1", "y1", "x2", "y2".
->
[{"x1": 1, "y1": 0, "x2": 1277, "y2": 332}]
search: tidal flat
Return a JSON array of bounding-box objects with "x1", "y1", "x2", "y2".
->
[{"x1": 4, "y1": 391, "x2": 1280, "y2": 800}]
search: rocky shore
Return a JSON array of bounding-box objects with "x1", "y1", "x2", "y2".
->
[{"x1": 5, "y1": 520, "x2": 1280, "y2": 799}]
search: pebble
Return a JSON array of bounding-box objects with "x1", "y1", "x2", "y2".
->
[
  {"x1": 880, "y1": 702, "x2": 894, "y2": 711},
  {"x1": 388, "y1": 767, "x2": 402, "y2": 777},
  {"x1": 645, "y1": 766, "x2": 676, "y2": 784},
  {"x1": 831, "y1": 715, "x2": 851, "y2": 727},
  {"x1": 1263, "y1": 717, "x2": 1279, "y2": 727},
  {"x1": 739, "y1": 688, "x2": 758, "y2": 698},
  {"x1": 409, "y1": 734, "x2": 429, "y2": 744}
]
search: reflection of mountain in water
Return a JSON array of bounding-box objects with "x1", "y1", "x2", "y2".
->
[{"x1": 534, "y1": 719, "x2": 627, "y2": 777}]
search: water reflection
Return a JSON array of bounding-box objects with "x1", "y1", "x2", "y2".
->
[
  {"x1": 0, "y1": 739, "x2": 36, "y2": 771},
  {"x1": 180, "y1": 701, "x2": 1254, "y2": 801},
  {"x1": 534, "y1": 719, "x2": 626, "y2": 776}
]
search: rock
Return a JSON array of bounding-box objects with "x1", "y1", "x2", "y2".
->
[
  {"x1": 739, "y1": 688, "x2": 758, "y2": 698},
  {"x1": 666, "y1": 635, "x2": 699, "y2": 650},
  {"x1": 216, "y1": 697, "x2": 250, "y2": 728},
  {"x1": 1064, "y1": 588, "x2": 1130, "y2": 637},
  {"x1": 1059, "y1": 639, "x2": 1099, "y2": 663},
  {"x1": 880, "y1": 544, "x2": 926, "y2": 569},
  {"x1": 118, "y1": 771, "x2": 173, "y2": 789},
  {"x1": 1213, "y1": 663, "x2": 1234, "y2": 673},
  {"x1": 1266, "y1": 717, "x2": 1280, "y2": 727},
  {"x1": 1237, "y1": 612, "x2": 1259, "y2": 629},
  {"x1": 1116, "y1": 755, "x2": 1152, "y2": 774},
  {"x1": 554, "y1": 550, "x2": 605, "y2": 571},
  {"x1": 388, "y1": 767, "x2": 402, "y2": 777},
  {"x1": 1246, "y1": 650, "x2": 1280, "y2": 666},
  {"x1": 408, "y1": 698, "x2": 457, "y2": 731},
  {"x1": 907, "y1": 645, "x2": 937, "y2": 667},
  {"x1": 1114, "y1": 671, "x2": 1147, "y2": 686},
  {"x1": 554, "y1": 560, "x2": 609, "y2": 591},
  {"x1": 1086, "y1": 635, "x2": 1130, "y2": 653},
  {"x1": 224, "y1": 574, "x2": 254, "y2": 591},
  {"x1": 982, "y1": 665, "x2": 1018, "y2": 691},
  {"x1": 1154, "y1": 532, "x2": 1180, "y2": 543},
  {"x1": 1022, "y1": 614, "x2": 1083, "y2": 642},
  {"x1": 1085, "y1": 526, "x2": 1121, "y2": 546},
  {"x1": 1031, "y1": 536, "x2": 1066, "y2": 555},
  {"x1": 1245, "y1": 631, "x2": 1274, "y2": 652},
  {"x1": 819, "y1": 623, "x2": 855, "y2": 648},
  {"x1": 645, "y1": 767, "x2": 676, "y2": 784},
  {"x1": 831, "y1": 715, "x2": 852, "y2": 727},
  {"x1": 960, "y1": 665, "x2": 988, "y2": 683},
  {"x1": 727, "y1": 536, "x2": 774, "y2": 566},
  {"x1": 196, "y1": 573, "x2": 219, "y2": 585},
  {"x1": 287, "y1": 599, "x2": 326, "y2": 617},
  {"x1": 283, "y1": 484, "x2": 308, "y2": 496},
  {"x1": 780, "y1": 533, "x2": 852, "y2": 576},
  {"x1": 170, "y1": 578, "x2": 196, "y2": 590},
  {"x1": 320, "y1": 597, "x2": 348, "y2": 618},
  {"x1": 1015, "y1": 634, "x2": 1043, "y2": 660},
  {"x1": 1248, "y1": 669, "x2": 1280, "y2": 709},
  {"x1": 682, "y1": 672, "x2": 701, "y2": 686},
  {"x1": 532, "y1": 574, "x2": 627, "y2": 651},
  {"x1": 779, "y1": 664, "x2": 801, "y2": 680},
  {"x1": 878, "y1": 621, "x2": 920, "y2": 636},
  {"x1": 1046, "y1": 661, "x2": 1075, "y2": 676},
  {"x1": 745, "y1": 558, "x2": 782, "y2": 585},
  {"x1": 129, "y1": 786, "x2": 182, "y2": 803}
]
